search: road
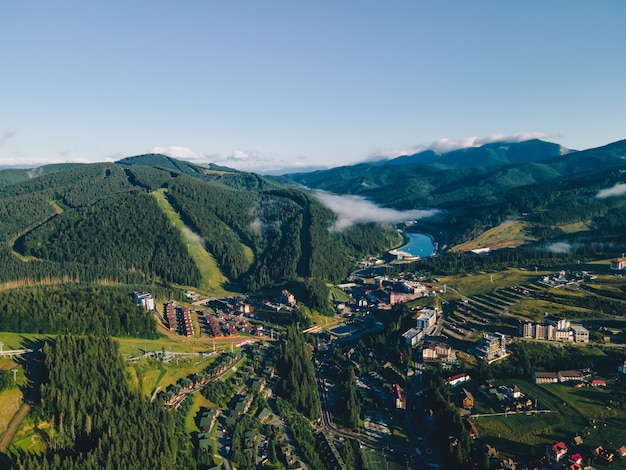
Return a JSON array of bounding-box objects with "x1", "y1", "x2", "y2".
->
[
  {"x1": 316, "y1": 366, "x2": 414, "y2": 454},
  {"x1": 0, "y1": 403, "x2": 30, "y2": 453}
]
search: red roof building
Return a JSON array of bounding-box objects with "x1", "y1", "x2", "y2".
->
[{"x1": 551, "y1": 441, "x2": 568, "y2": 462}]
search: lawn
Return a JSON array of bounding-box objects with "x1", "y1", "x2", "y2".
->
[
  {"x1": 185, "y1": 392, "x2": 218, "y2": 433},
  {"x1": 508, "y1": 298, "x2": 589, "y2": 321},
  {"x1": 438, "y1": 269, "x2": 539, "y2": 299},
  {"x1": 8, "y1": 414, "x2": 49, "y2": 454},
  {"x1": 363, "y1": 447, "x2": 406, "y2": 470},
  {"x1": 129, "y1": 354, "x2": 217, "y2": 397}
]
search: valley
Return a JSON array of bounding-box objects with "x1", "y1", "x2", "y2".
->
[{"x1": 0, "y1": 142, "x2": 625, "y2": 469}]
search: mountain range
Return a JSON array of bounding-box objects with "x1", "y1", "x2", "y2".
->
[{"x1": 0, "y1": 138, "x2": 625, "y2": 295}]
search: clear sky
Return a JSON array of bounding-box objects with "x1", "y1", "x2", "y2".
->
[{"x1": 2, "y1": 1, "x2": 625, "y2": 173}]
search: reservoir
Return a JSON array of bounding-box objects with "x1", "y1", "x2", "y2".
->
[{"x1": 390, "y1": 232, "x2": 435, "y2": 259}]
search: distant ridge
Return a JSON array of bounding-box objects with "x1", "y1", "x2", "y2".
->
[
  {"x1": 0, "y1": 162, "x2": 86, "y2": 187},
  {"x1": 381, "y1": 139, "x2": 571, "y2": 168},
  {"x1": 279, "y1": 139, "x2": 626, "y2": 208},
  {"x1": 117, "y1": 153, "x2": 237, "y2": 175}
]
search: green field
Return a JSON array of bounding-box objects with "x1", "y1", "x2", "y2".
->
[
  {"x1": 508, "y1": 298, "x2": 590, "y2": 321},
  {"x1": 0, "y1": 331, "x2": 251, "y2": 358},
  {"x1": 451, "y1": 220, "x2": 535, "y2": 252},
  {"x1": 471, "y1": 378, "x2": 626, "y2": 466},
  {"x1": 363, "y1": 448, "x2": 406, "y2": 470},
  {"x1": 128, "y1": 354, "x2": 217, "y2": 397}
]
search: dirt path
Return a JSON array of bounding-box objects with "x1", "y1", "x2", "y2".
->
[{"x1": 0, "y1": 402, "x2": 30, "y2": 452}]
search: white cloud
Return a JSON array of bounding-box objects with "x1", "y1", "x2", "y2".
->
[
  {"x1": 314, "y1": 191, "x2": 438, "y2": 230},
  {"x1": 180, "y1": 226, "x2": 205, "y2": 246},
  {"x1": 370, "y1": 131, "x2": 561, "y2": 160},
  {"x1": 149, "y1": 145, "x2": 296, "y2": 172},
  {"x1": 544, "y1": 241, "x2": 583, "y2": 254},
  {"x1": 596, "y1": 183, "x2": 626, "y2": 199},
  {"x1": 0, "y1": 129, "x2": 15, "y2": 146},
  {"x1": 150, "y1": 145, "x2": 214, "y2": 163}
]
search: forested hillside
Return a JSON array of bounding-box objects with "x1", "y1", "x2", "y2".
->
[
  {"x1": 0, "y1": 156, "x2": 401, "y2": 323},
  {"x1": 0, "y1": 286, "x2": 157, "y2": 337},
  {"x1": 10, "y1": 335, "x2": 192, "y2": 469},
  {"x1": 283, "y1": 139, "x2": 626, "y2": 250}
]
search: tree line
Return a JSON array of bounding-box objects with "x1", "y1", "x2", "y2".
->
[
  {"x1": 0, "y1": 286, "x2": 157, "y2": 338},
  {"x1": 277, "y1": 326, "x2": 320, "y2": 420},
  {"x1": 10, "y1": 335, "x2": 193, "y2": 469}
]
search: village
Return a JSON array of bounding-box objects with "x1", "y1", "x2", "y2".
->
[{"x1": 128, "y1": 258, "x2": 626, "y2": 470}]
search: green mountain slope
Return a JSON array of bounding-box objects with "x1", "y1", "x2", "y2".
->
[
  {"x1": 281, "y1": 139, "x2": 626, "y2": 250},
  {"x1": 0, "y1": 157, "x2": 401, "y2": 296},
  {"x1": 0, "y1": 162, "x2": 86, "y2": 187}
]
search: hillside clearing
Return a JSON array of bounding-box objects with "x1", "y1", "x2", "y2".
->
[
  {"x1": 451, "y1": 220, "x2": 534, "y2": 252},
  {"x1": 151, "y1": 190, "x2": 237, "y2": 296}
]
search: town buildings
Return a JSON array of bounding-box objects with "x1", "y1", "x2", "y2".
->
[
  {"x1": 476, "y1": 332, "x2": 508, "y2": 362},
  {"x1": 518, "y1": 316, "x2": 589, "y2": 343},
  {"x1": 133, "y1": 291, "x2": 155, "y2": 311}
]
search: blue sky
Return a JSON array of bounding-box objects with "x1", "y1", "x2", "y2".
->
[{"x1": 2, "y1": 1, "x2": 625, "y2": 173}]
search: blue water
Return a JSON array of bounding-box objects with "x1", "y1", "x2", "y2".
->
[{"x1": 398, "y1": 232, "x2": 435, "y2": 258}]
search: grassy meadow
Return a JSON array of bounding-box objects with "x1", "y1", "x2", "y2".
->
[
  {"x1": 450, "y1": 220, "x2": 535, "y2": 252},
  {"x1": 470, "y1": 378, "x2": 626, "y2": 466}
]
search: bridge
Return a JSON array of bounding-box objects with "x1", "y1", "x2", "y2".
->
[{"x1": 0, "y1": 342, "x2": 32, "y2": 359}]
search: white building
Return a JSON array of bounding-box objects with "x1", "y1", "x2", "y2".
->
[
  {"x1": 133, "y1": 292, "x2": 155, "y2": 311},
  {"x1": 571, "y1": 325, "x2": 590, "y2": 343},
  {"x1": 518, "y1": 318, "x2": 588, "y2": 343},
  {"x1": 416, "y1": 308, "x2": 437, "y2": 332},
  {"x1": 403, "y1": 328, "x2": 423, "y2": 347}
]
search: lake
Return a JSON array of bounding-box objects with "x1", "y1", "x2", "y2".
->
[{"x1": 393, "y1": 232, "x2": 435, "y2": 258}]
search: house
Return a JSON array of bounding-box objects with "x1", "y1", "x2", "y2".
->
[
  {"x1": 443, "y1": 373, "x2": 471, "y2": 387},
  {"x1": 591, "y1": 379, "x2": 606, "y2": 387},
  {"x1": 503, "y1": 385, "x2": 521, "y2": 400},
  {"x1": 257, "y1": 407, "x2": 272, "y2": 422},
  {"x1": 569, "y1": 453, "x2": 583, "y2": 465},
  {"x1": 197, "y1": 432, "x2": 211, "y2": 452},
  {"x1": 251, "y1": 377, "x2": 266, "y2": 393},
  {"x1": 462, "y1": 388, "x2": 474, "y2": 409},
  {"x1": 133, "y1": 291, "x2": 155, "y2": 311},
  {"x1": 279, "y1": 290, "x2": 296, "y2": 307},
  {"x1": 464, "y1": 417, "x2": 478, "y2": 438},
  {"x1": 485, "y1": 444, "x2": 498, "y2": 461},
  {"x1": 572, "y1": 435, "x2": 583, "y2": 446},
  {"x1": 616, "y1": 445, "x2": 626, "y2": 457},
  {"x1": 558, "y1": 370, "x2": 583, "y2": 383},
  {"x1": 610, "y1": 257, "x2": 626, "y2": 271},
  {"x1": 533, "y1": 371, "x2": 558, "y2": 384},
  {"x1": 519, "y1": 318, "x2": 588, "y2": 342},
  {"x1": 198, "y1": 408, "x2": 219, "y2": 432},
  {"x1": 550, "y1": 441, "x2": 568, "y2": 462},
  {"x1": 234, "y1": 393, "x2": 254, "y2": 415},
  {"x1": 263, "y1": 365, "x2": 275, "y2": 379},
  {"x1": 571, "y1": 325, "x2": 589, "y2": 343},
  {"x1": 593, "y1": 445, "x2": 614, "y2": 462}
]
